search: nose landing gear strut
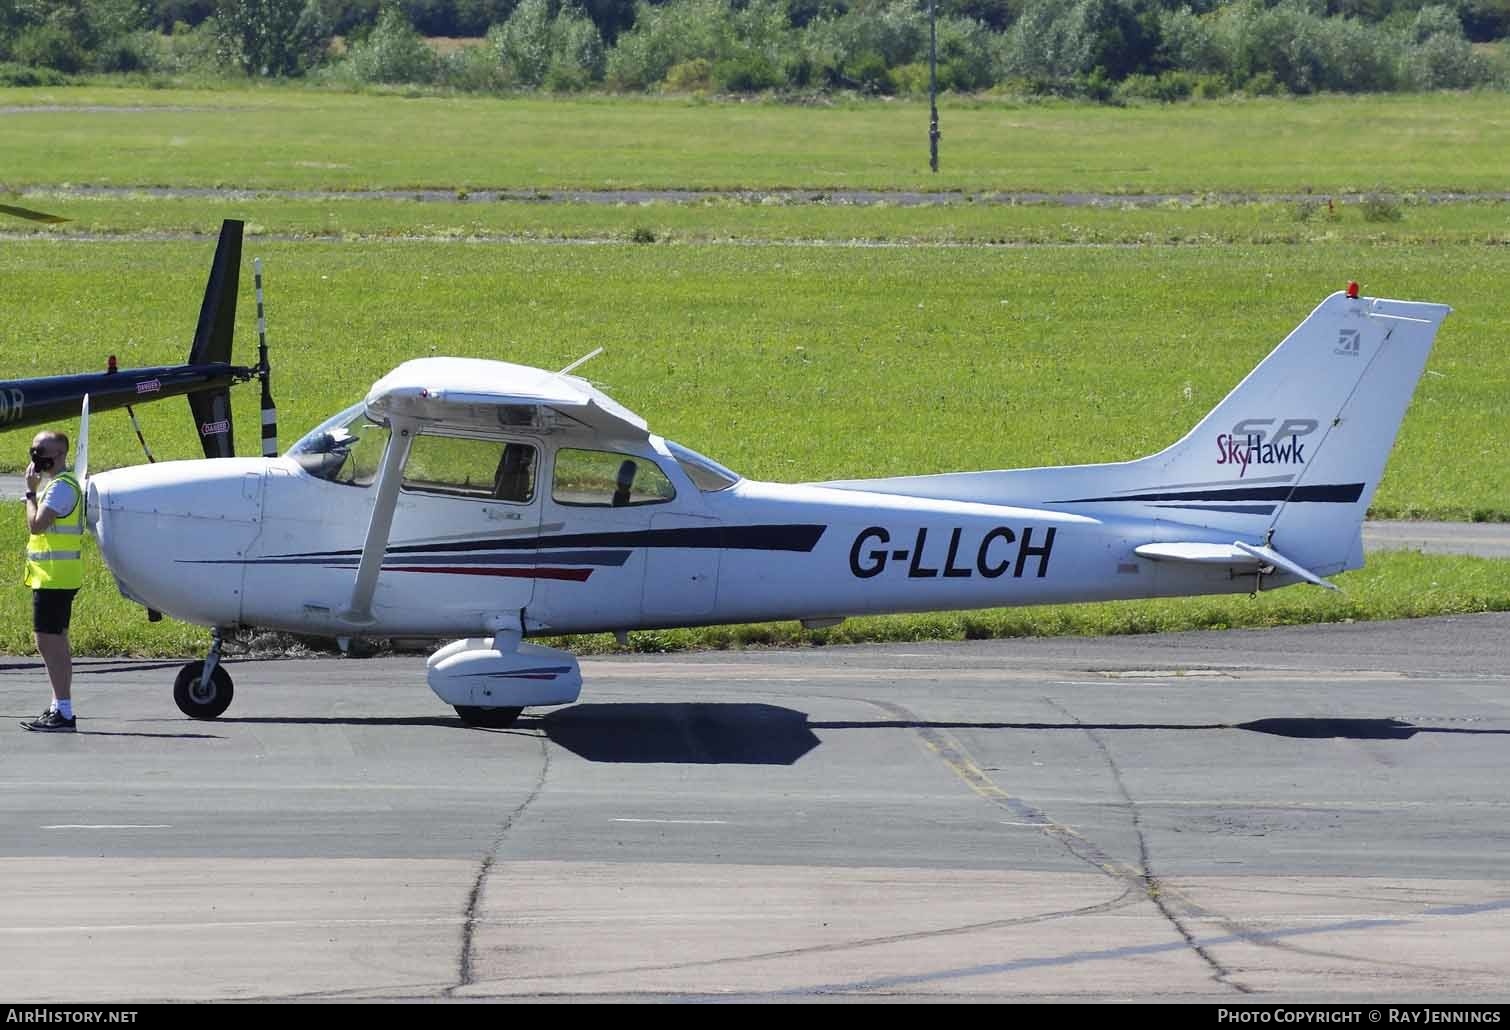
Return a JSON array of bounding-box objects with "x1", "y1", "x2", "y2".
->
[{"x1": 174, "y1": 627, "x2": 235, "y2": 719}]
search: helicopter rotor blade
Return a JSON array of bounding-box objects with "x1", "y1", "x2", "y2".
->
[{"x1": 0, "y1": 202, "x2": 68, "y2": 224}]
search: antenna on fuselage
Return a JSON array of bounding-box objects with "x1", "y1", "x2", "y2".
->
[{"x1": 556, "y1": 347, "x2": 603, "y2": 377}]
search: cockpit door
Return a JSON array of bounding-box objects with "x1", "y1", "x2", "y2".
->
[{"x1": 382, "y1": 433, "x2": 543, "y2": 630}]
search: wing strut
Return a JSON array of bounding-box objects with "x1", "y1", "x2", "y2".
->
[{"x1": 340, "y1": 419, "x2": 415, "y2": 625}]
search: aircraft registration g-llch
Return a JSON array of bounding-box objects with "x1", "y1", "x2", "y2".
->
[{"x1": 69, "y1": 221, "x2": 1449, "y2": 727}]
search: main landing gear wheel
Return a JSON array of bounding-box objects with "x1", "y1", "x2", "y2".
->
[
  {"x1": 454, "y1": 705, "x2": 523, "y2": 728},
  {"x1": 174, "y1": 661, "x2": 234, "y2": 719}
]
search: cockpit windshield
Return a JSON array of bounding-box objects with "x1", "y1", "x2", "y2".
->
[
  {"x1": 287, "y1": 402, "x2": 389, "y2": 486},
  {"x1": 665, "y1": 440, "x2": 741, "y2": 492}
]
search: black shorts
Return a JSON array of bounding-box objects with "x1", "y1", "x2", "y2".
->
[{"x1": 32, "y1": 588, "x2": 78, "y2": 635}]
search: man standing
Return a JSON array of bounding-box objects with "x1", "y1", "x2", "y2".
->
[{"x1": 20, "y1": 429, "x2": 83, "y2": 733}]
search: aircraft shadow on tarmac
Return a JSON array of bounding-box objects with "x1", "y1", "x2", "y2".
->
[
  {"x1": 1231, "y1": 717, "x2": 1509, "y2": 740},
  {"x1": 812, "y1": 715, "x2": 1510, "y2": 743},
  {"x1": 528, "y1": 706, "x2": 1510, "y2": 764},
  {"x1": 107, "y1": 707, "x2": 1510, "y2": 763},
  {"x1": 536, "y1": 703, "x2": 820, "y2": 764}
]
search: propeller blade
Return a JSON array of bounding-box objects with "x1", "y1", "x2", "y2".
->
[
  {"x1": 77, "y1": 393, "x2": 90, "y2": 485},
  {"x1": 78, "y1": 394, "x2": 91, "y2": 525},
  {"x1": 0, "y1": 202, "x2": 68, "y2": 224}
]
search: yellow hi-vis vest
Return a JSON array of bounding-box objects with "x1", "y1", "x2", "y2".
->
[{"x1": 24, "y1": 471, "x2": 84, "y2": 590}]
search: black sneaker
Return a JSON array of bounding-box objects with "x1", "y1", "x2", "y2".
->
[{"x1": 22, "y1": 709, "x2": 75, "y2": 732}]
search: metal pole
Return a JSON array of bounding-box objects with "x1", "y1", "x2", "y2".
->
[{"x1": 929, "y1": 0, "x2": 939, "y2": 173}]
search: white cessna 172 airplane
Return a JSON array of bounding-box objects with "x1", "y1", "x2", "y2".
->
[{"x1": 84, "y1": 284, "x2": 1448, "y2": 727}]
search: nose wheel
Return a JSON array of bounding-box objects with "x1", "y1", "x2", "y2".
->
[{"x1": 174, "y1": 629, "x2": 234, "y2": 719}]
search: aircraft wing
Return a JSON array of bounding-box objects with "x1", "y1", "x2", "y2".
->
[{"x1": 365, "y1": 358, "x2": 648, "y2": 441}]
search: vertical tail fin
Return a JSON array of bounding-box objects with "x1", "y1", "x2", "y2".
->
[
  {"x1": 821, "y1": 289, "x2": 1450, "y2": 579},
  {"x1": 1263, "y1": 294, "x2": 1451, "y2": 570},
  {"x1": 1081, "y1": 289, "x2": 1450, "y2": 573}
]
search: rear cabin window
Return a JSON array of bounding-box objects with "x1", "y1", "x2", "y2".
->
[
  {"x1": 401, "y1": 435, "x2": 538, "y2": 503},
  {"x1": 552, "y1": 448, "x2": 676, "y2": 507}
]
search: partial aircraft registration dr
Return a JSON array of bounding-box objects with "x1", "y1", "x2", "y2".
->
[{"x1": 66, "y1": 223, "x2": 1448, "y2": 727}]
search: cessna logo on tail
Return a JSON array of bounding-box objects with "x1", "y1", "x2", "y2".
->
[
  {"x1": 1335, "y1": 328, "x2": 1361, "y2": 357},
  {"x1": 1217, "y1": 418, "x2": 1318, "y2": 478}
]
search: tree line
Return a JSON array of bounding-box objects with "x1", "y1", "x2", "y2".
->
[{"x1": 3, "y1": 0, "x2": 1507, "y2": 98}]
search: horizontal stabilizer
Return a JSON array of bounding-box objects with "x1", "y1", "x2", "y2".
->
[
  {"x1": 1134, "y1": 543, "x2": 1261, "y2": 565},
  {"x1": 1135, "y1": 540, "x2": 1340, "y2": 591},
  {"x1": 1233, "y1": 541, "x2": 1339, "y2": 591}
]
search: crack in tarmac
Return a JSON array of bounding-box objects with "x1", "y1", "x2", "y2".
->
[
  {"x1": 447, "y1": 728, "x2": 551, "y2": 996},
  {"x1": 1041, "y1": 696, "x2": 1251, "y2": 994},
  {"x1": 868, "y1": 694, "x2": 1256, "y2": 994},
  {"x1": 466, "y1": 886, "x2": 1144, "y2": 988}
]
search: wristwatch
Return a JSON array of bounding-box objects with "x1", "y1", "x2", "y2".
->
[{"x1": 24, "y1": 491, "x2": 36, "y2": 501}]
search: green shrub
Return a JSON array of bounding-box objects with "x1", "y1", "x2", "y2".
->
[
  {"x1": 1361, "y1": 193, "x2": 1404, "y2": 223},
  {"x1": 933, "y1": 14, "x2": 995, "y2": 92},
  {"x1": 888, "y1": 60, "x2": 929, "y2": 96},
  {"x1": 341, "y1": 5, "x2": 435, "y2": 84},
  {"x1": 485, "y1": 1, "x2": 603, "y2": 91},
  {"x1": 489, "y1": 0, "x2": 550, "y2": 86},
  {"x1": 1116, "y1": 69, "x2": 1201, "y2": 102},
  {"x1": 605, "y1": 0, "x2": 737, "y2": 91},
  {"x1": 1242, "y1": 69, "x2": 1284, "y2": 96},
  {"x1": 437, "y1": 41, "x2": 513, "y2": 92},
  {"x1": 11, "y1": 23, "x2": 85, "y2": 72},
  {"x1": 153, "y1": 19, "x2": 224, "y2": 76},
  {"x1": 1405, "y1": 31, "x2": 1492, "y2": 88},
  {"x1": 1410, "y1": 4, "x2": 1466, "y2": 43},
  {"x1": 1190, "y1": 72, "x2": 1230, "y2": 98},
  {"x1": 662, "y1": 57, "x2": 711, "y2": 92},
  {"x1": 214, "y1": 0, "x2": 331, "y2": 77},
  {"x1": 93, "y1": 30, "x2": 159, "y2": 73},
  {"x1": 0, "y1": 59, "x2": 70, "y2": 84},
  {"x1": 712, "y1": 51, "x2": 781, "y2": 92},
  {"x1": 543, "y1": 54, "x2": 592, "y2": 91},
  {"x1": 843, "y1": 49, "x2": 891, "y2": 93},
  {"x1": 552, "y1": 5, "x2": 605, "y2": 85},
  {"x1": 1158, "y1": 5, "x2": 1225, "y2": 76}
]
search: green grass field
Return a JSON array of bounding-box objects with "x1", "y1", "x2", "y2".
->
[
  {"x1": 6, "y1": 193, "x2": 1510, "y2": 245},
  {"x1": 1, "y1": 85, "x2": 1506, "y2": 657},
  {"x1": 3, "y1": 87, "x2": 1510, "y2": 193}
]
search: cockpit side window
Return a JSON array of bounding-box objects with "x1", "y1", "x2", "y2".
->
[
  {"x1": 552, "y1": 448, "x2": 676, "y2": 507},
  {"x1": 402, "y1": 434, "x2": 537, "y2": 503}
]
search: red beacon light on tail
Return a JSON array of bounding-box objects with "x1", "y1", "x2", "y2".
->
[{"x1": 1346, "y1": 281, "x2": 1360, "y2": 299}]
